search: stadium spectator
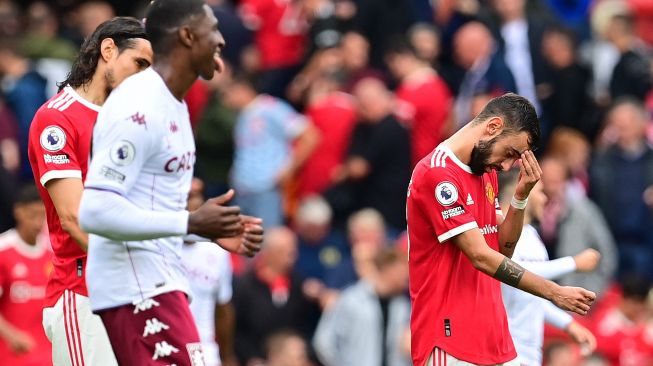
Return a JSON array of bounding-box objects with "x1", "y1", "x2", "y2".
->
[
  {"x1": 407, "y1": 93, "x2": 595, "y2": 366},
  {"x1": 540, "y1": 156, "x2": 617, "y2": 295},
  {"x1": 407, "y1": 23, "x2": 441, "y2": 68},
  {"x1": 0, "y1": 185, "x2": 51, "y2": 366},
  {"x1": 386, "y1": 37, "x2": 453, "y2": 166},
  {"x1": 224, "y1": 72, "x2": 320, "y2": 228},
  {"x1": 78, "y1": 1, "x2": 263, "y2": 364},
  {"x1": 448, "y1": 21, "x2": 517, "y2": 127},
  {"x1": 605, "y1": 13, "x2": 652, "y2": 102},
  {"x1": 590, "y1": 98, "x2": 653, "y2": 281},
  {"x1": 546, "y1": 127, "x2": 592, "y2": 200},
  {"x1": 339, "y1": 31, "x2": 385, "y2": 92},
  {"x1": 22, "y1": 2, "x2": 76, "y2": 98},
  {"x1": 233, "y1": 226, "x2": 319, "y2": 366},
  {"x1": 333, "y1": 77, "x2": 411, "y2": 232},
  {"x1": 541, "y1": 26, "x2": 596, "y2": 140},
  {"x1": 27, "y1": 17, "x2": 152, "y2": 366},
  {"x1": 75, "y1": 1, "x2": 115, "y2": 44},
  {"x1": 182, "y1": 178, "x2": 237, "y2": 366},
  {"x1": 498, "y1": 169, "x2": 598, "y2": 366},
  {"x1": 0, "y1": 37, "x2": 47, "y2": 182},
  {"x1": 293, "y1": 195, "x2": 349, "y2": 308},
  {"x1": 313, "y1": 247, "x2": 411, "y2": 366},
  {"x1": 194, "y1": 66, "x2": 237, "y2": 198},
  {"x1": 264, "y1": 330, "x2": 311, "y2": 366},
  {"x1": 296, "y1": 70, "x2": 356, "y2": 200},
  {"x1": 585, "y1": 274, "x2": 653, "y2": 365},
  {"x1": 238, "y1": 0, "x2": 308, "y2": 98},
  {"x1": 485, "y1": 0, "x2": 550, "y2": 117},
  {"x1": 322, "y1": 208, "x2": 388, "y2": 296}
]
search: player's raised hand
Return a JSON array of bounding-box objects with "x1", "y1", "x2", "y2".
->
[
  {"x1": 514, "y1": 150, "x2": 542, "y2": 200},
  {"x1": 188, "y1": 189, "x2": 241, "y2": 238},
  {"x1": 552, "y1": 286, "x2": 596, "y2": 315},
  {"x1": 573, "y1": 248, "x2": 601, "y2": 272},
  {"x1": 215, "y1": 215, "x2": 264, "y2": 257}
]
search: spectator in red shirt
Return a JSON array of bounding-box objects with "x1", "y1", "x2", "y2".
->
[
  {"x1": 586, "y1": 274, "x2": 653, "y2": 366},
  {"x1": 297, "y1": 71, "x2": 357, "y2": 199},
  {"x1": 386, "y1": 37, "x2": 453, "y2": 166},
  {"x1": 0, "y1": 185, "x2": 52, "y2": 366},
  {"x1": 238, "y1": 0, "x2": 308, "y2": 98}
]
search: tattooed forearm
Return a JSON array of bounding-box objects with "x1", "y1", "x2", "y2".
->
[
  {"x1": 503, "y1": 241, "x2": 517, "y2": 249},
  {"x1": 493, "y1": 257, "x2": 525, "y2": 287}
]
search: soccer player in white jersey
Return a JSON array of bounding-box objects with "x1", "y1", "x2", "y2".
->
[
  {"x1": 27, "y1": 17, "x2": 152, "y2": 366},
  {"x1": 497, "y1": 169, "x2": 598, "y2": 366},
  {"x1": 183, "y1": 178, "x2": 237, "y2": 366},
  {"x1": 78, "y1": 1, "x2": 264, "y2": 365}
]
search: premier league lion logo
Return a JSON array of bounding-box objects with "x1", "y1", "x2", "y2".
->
[
  {"x1": 47, "y1": 130, "x2": 60, "y2": 146},
  {"x1": 436, "y1": 181, "x2": 458, "y2": 206},
  {"x1": 440, "y1": 186, "x2": 452, "y2": 201},
  {"x1": 40, "y1": 126, "x2": 66, "y2": 152}
]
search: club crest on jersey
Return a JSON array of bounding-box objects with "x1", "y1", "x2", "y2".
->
[
  {"x1": 39, "y1": 126, "x2": 66, "y2": 152},
  {"x1": 110, "y1": 140, "x2": 136, "y2": 166},
  {"x1": 435, "y1": 181, "x2": 458, "y2": 206},
  {"x1": 485, "y1": 183, "x2": 495, "y2": 205}
]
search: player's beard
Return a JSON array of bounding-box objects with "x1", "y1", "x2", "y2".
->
[
  {"x1": 469, "y1": 137, "x2": 499, "y2": 176},
  {"x1": 104, "y1": 69, "x2": 115, "y2": 96}
]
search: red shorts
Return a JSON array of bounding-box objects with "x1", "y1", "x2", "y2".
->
[{"x1": 97, "y1": 291, "x2": 204, "y2": 366}]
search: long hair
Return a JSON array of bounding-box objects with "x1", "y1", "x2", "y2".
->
[{"x1": 57, "y1": 17, "x2": 147, "y2": 92}]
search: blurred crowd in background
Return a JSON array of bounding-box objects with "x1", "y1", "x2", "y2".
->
[{"x1": 1, "y1": 0, "x2": 653, "y2": 365}]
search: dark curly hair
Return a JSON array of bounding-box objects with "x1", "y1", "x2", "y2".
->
[{"x1": 57, "y1": 17, "x2": 147, "y2": 92}]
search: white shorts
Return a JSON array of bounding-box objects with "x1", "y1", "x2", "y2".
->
[
  {"x1": 42, "y1": 289, "x2": 118, "y2": 366},
  {"x1": 426, "y1": 347, "x2": 521, "y2": 366}
]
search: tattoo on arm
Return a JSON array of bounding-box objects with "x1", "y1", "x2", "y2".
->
[
  {"x1": 504, "y1": 241, "x2": 517, "y2": 249},
  {"x1": 494, "y1": 257, "x2": 525, "y2": 287}
]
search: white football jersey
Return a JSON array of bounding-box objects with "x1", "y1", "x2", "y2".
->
[
  {"x1": 501, "y1": 225, "x2": 575, "y2": 366},
  {"x1": 84, "y1": 68, "x2": 195, "y2": 311},
  {"x1": 182, "y1": 242, "x2": 233, "y2": 366}
]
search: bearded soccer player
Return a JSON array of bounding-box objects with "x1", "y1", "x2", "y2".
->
[
  {"x1": 406, "y1": 93, "x2": 596, "y2": 366},
  {"x1": 78, "y1": 1, "x2": 264, "y2": 364},
  {"x1": 27, "y1": 17, "x2": 152, "y2": 366}
]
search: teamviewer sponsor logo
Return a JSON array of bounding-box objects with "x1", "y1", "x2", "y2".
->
[
  {"x1": 43, "y1": 154, "x2": 70, "y2": 164},
  {"x1": 441, "y1": 206, "x2": 465, "y2": 219},
  {"x1": 480, "y1": 224, "x2": 498, "y2": 235}
]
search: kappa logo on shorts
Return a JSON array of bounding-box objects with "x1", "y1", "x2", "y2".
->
[
  {"x1": 435, "y1": 181, "x2": 458, "y2": 206},
  {"x1": 40, "y1": 126, "x2": 66, "y2": 152},
  {"x1": 152, "y1": 341, "x2": 179, "y2": 360},
  {"x1": 143, "y1": 317, "x2": 170, "y2": 337},
  {"x1": 133, "y1": 298, "x2": 160, "y2": 314},
  {"x1": 186, "y1": 342, "x2": 205, "y2": 366}
]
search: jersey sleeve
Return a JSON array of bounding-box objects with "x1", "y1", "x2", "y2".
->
[
  {"x1": 84, "y1": 104, "x2": 161, "y2": 196},
  {"x1": 422, "y1": 168, "x2": 478, "y2": 243},
  {"x1": 30, "y1": 108, "x2": 83, "y2": 186}
]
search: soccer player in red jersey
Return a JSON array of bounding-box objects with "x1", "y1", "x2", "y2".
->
[
  {"x1": 406, "y1": 93, "x2": 596, "y2": 366},
  {"x1": 0, "y1": 185, "x2": 52, "y2": 366},
  {"x1": 27, "y1": 17, "x2": 152, "y2": 365}
]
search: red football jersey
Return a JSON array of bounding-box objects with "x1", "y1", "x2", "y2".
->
[
  {"x1": 27, "y1": 86, "x2": 100, "y2": 307},
  {"x1": 0, "y1": 229, "x2": 53, "y2": 366},
  {"x1": 406, "y1": 145, "x2": 516, "y2": 366},
  {"x1": 396, "y1": 70, "x2": 453, "y2": 166},
  {"x1": 239, "y1": 0, "x2": 306, "y2": 69}
]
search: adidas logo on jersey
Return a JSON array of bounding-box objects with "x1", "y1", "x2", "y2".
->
[
  {"x1": 152, "y1": 341, "x2": 179, "y2": 360},
  {"x1": 466, "y1": 194, "x2": 474, "y2": 205},
  {"x1": 143, "y1": 318, "x2": 170, "y2": 337},
  {"x1": 133, "y1": 298, "x2": 160, "y2": 314}
]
